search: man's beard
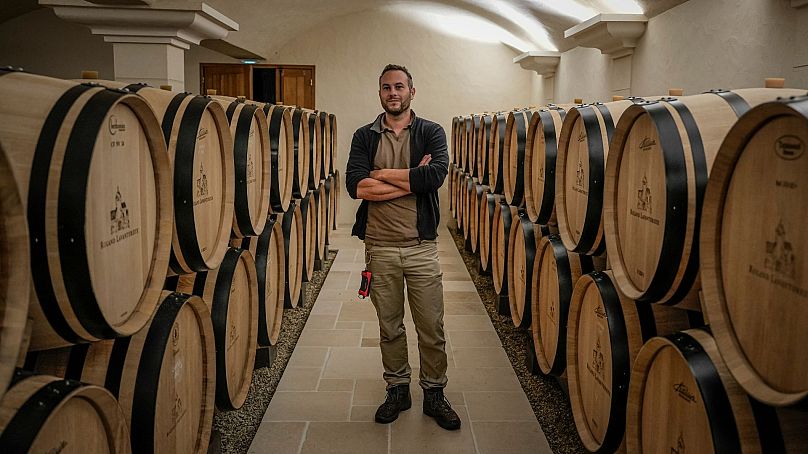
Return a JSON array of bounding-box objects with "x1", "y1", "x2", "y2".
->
[{"x1": 382, "y1": 96, "x2": 411, "y2": 115}]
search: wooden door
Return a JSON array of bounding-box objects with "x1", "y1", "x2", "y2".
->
[
  {"x1": 280, "y1": 68, "x2": 314, "y2": 109},
  {"x1": 201, "y1": 64, "x2": 251, "y2": 98}
]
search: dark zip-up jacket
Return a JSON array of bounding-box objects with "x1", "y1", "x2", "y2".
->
[{"x1": 346, "y1": 113, "x2": 448, "y2": 241}]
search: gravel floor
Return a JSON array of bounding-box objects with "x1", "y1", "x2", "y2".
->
[
  {"x1": 213, "y1": 250, "x2": 337, "y2": 454},
  {"x1": 448, "y1": 224, "x2": 586, "y2": 454}
]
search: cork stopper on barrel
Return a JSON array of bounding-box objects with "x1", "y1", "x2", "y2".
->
[
  {"x1": 612, "y1": 95, "x2": 625, "y2": 101},
  {"x1": 668, "y1": 88, "x2": 684, "y2": 96},
  {"x1": 574, "y1": 98, "x2": 583, "y2": 104},
  {"x1": 81, "y1": 70, "x2": 99, "y2": 80},
  {"x1": 765, "y1": 78, "x2": 785, "y2": 89},
  {"x1": 206, "y1": 89, "x2": 218, "y2": 95}
]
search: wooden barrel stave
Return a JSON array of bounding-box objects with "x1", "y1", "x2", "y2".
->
[
  {"x1": 488, "y1": 113, "x2": 508, "y2": 194},
  {"x1": 262, "y1": 104, "x2": 294, "y2": 213},
  {"x1": 318, "y1": 111, "x2": 331, "y2": 179},
  {"x1": 503, "y1": 110, "x2": 532, "y2": 206},
  {"x1": 290, "y1": 108, "x2": 311, "y2": 199},
  {"x1": 507, "y1": 213, "x2": 548, "y2": 328},
  {"x1": 298, "y1": 191, "x2": 317, "y2": 282},
  {"x1": 0, "y1": 71, "x2": 173, "y2": 350},
  {"x1": 306, "y1": 110, "x2": 322, "y2": 191},
  {"x1": 470, "y1": 183, "x2": 486, "y2": 253},
  {"x1": 0, "y1": 373, "x2": 131, "y2": 453},
  {"x1": 476, "y1": 114, "x2": 493, "y2": 184},
  {"x1": 282, "y1": 201, "x2": 304, "y2": 307},
  {"x1": 491, "y1": 202, "x2": 518, "y2": 295},
  {"x1": 478, "y1": 192, "x2": 500, "y2": 273},
  {"x1": 313, "y1": 184, "x2": 328, "y2": 263},
  {"x1": 524, "y1": 107, "x2": 566, "y2": 224}
]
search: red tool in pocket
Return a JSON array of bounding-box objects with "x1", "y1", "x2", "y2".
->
[{"x1": 358, "y1": 269, "x2": 372, "y2": 299}]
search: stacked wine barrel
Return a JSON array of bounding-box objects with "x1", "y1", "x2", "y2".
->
[
  {"x1": 0, "y1": 69, "x2": 340, "y2": 453},
  {"x1": 450, "y1": 80, "x2": 808, "y2": 453}
]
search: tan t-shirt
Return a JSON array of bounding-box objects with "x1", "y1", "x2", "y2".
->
[{"x1": 365, "y1": 113, "x2": 419, "y2": 246}]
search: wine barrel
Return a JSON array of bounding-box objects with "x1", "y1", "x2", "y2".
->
[
  {"x1": 454, "y1": 169, "x2": 465, "y2": 231},
  {"x1": 0, "y1": 70, "x2": 172, "y2": 350},
  {"x1": 524, "y1": 106, "x2": 567, "y2": 224},
  {"x1": 700, "y1": 95, "x2": 808, "y2": 407},
  {"x1": 298, "y1": 191, "x2": 317, "y2": 282},
  {"x1": 507, "y1": 212, "x2": 549, "y2": 328},
  {"x1": 328, "y1": 114, "x2": 337, "y2": 178},
  {"x1": 233, "y1": 215, "x2": 285, "y2": 347},
  {"x1": 604, "y1": 86, "x2": 807, "y2": 307},
  {"x1": 503, "y1": 110, "x2": 533, "y2": 206},
  {"x1": 324, "y1": 176, "x2": 335, "y2": 247},
  {"x1": 491, "y1": 202, "x2": 518, "y2": 294},
  {"x1": 460, "y1": 116, "x2": 472, "y2": 172},
  {"x1": 105, "y1": 82, "x2": 235, "y2": 275},
  {"x1": 448, "y1": 163, "x2": 456, "y2": 216},
  {"x1": 532, "y1": 234, "x2": 598, "y2": 376},
  {"x1": 476, "y1": 114, "x2": 494, "y2": 184},
  {"x1": 627, "y1": 329, "x2": 808, "y2": 453},
  {"x1": 0, "y1": 374, "x2": 130, "y2": 453},
  {"x1": 478, "y1": 192, "x2": 500, "y2": 273},
  {"x1": 566, "y1": 271, "x2": 693, "y2": 453},
  {"x1": 211, "y1": 96, "x2": 271, "y2": 238},
  {"x1": 556, "y1": 99, "x2": 647, "y2": 256},
  {"x1": 305, "y1": 109, "x2": 322, "y2": 191},
  {"x1": 27, "y1": 291, "x2": 216, "y2": 454},
  {"x1": 0, "y1": 143, "x2": 28, "y2": 396},
  {"x1": 318, "y1": 111, "x2": 332, "y2": 178},
  {"x1": 462, "y1": 175, "x2": 475, "y2": 244},
  {"x1": 470, "y1": 183, "x2": 488, "y2": 255},
  {"x1": 313, "y1": 183, "x2": 328, "y2": 263},
  {"x1": 282, "y1": 201, "x2": 304, "y2": 307},
  {"x1": 488, "y1": 113, "x2": 508, "y2": 194},
  {"x1": 332, "y1": 169, "x2": 340, "y2": 230},
  {"x1": 290, "y1": 108, "x2": 311, "y2": 199},
  {"x1": 262, "y1": 104, "x2": 294, "y2": 213},
  {"x1": 470, "y1": 115, "x2": 482, "y2": 177},
  {"x1": 451, "y1": 117, "x2": 460, "y2": 166},
  {"x1": 171, "y1": 247, "x2": 258, "y2": 411}
]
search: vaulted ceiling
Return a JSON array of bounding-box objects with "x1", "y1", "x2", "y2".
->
[{"x1": 1, "y1": 0, "x2": 688, "y2": 54}]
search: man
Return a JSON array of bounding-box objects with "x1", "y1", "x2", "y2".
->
[{"x1": 345, "y1": 64, "x2": 459, "y2": 430}]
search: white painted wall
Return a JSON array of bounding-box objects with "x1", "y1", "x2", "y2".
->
[{"x1": 554, "y1": 0, "x2": 808, "y2": 102}]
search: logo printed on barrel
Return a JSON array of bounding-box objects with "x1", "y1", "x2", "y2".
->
[
  {"x1": 100, "y1": 187, "x2": 139, "y2": 249},
  {"x1": 594, "y1": 305, "x2": 607, "y2": 319},
  {"x1": 585, "y1": 337, "x2": 611, "y2": 396},
  {"x1": 749, "y1": 220, "x2": 808, "y2": 299},
  {"x1": 775, "y1": 135, "x2": 805, "y2": 160},
  {"x1": 673, "y1": 382, "x2": 697, "y2": 403},
  {"x1": 195, "y1": 162, "x2": 214, "y2": 206},
  {"x1": 573, "y1": 160, "x2": 587, "y2": 195},
  {"x1": 577, "y1": 129, "x2": 586, "y2": 143},
  {"x1": 671, "y1": 433, "x2": 685, "y2": 454},
  {"x1": 636, "y1": 175, "x2": 653, "y2": 214},
  {"x1": 247, "y1": 151, "x2": 256, "y2": 183},
  {"x1": 639, "y1": 137, "x2": 656, "y2": 152}
]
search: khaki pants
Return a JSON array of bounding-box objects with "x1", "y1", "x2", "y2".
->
[{"x1": 364, "y1": 240, "x2": 448, "y2": 390}]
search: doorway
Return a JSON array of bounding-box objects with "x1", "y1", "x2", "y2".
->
[{"x1": 200, "y1": 63, "x2": 315, "y2": 109}]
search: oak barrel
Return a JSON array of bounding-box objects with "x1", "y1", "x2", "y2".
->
[
  {"x1": 290, "y1": 108, "x2": 311, "y2": 199},
  {"x1": 475, "y1": 114, "x2": 493, "y2": 184},
  {"x1": 313, "y1": 183, "x2": 328, "y2": 262},
  {"x1": 0, "y1": 141, "x2": 28, "y2": 395},
  {"x1": 604, "y1": 86, "x2": 806, "y2": 306},
  {"x1": 700, "y1": 95, "x2": 808, "y2": 406},
  {"x1": 305, "y1": 109, "x2": 322, "y2": 191},
  {"x1": 488, "y1": 113, "x2": 508, "y2": 194},
  {"x1": 469, "y1": 182, "x2": 486, "y2": 253},
  {"x1": 626, "y1": 329, "x2": 808, "y2": 453},
  {"x1": 212, "y1": 96, "x2": 271, "y2": 238},
  {"x1": 332, "y1": 169, "x2": 340, "y2": 230},
  {"x1": 282, "y1": 200, "x2": 304, "y2": 307},
  {"x1": 503, "y1": 109, "x2": 532, "y2": 205},
  {"x1": 566, "y1": 270, "x2": 692, "y2": 453},
  {"x1": 318, "y1": 111, "x2": 332, "y2": 178},
  {"x1": 0, "y1": 374, "x2": 130, "y2": 453},
  {"x1": 532, "y1": 234, "x2": 597, "y2": 376},
  {"x1": 262, "y1": 104, "x2": 294, "y2": 213},
  {"x1": 234, "y1": 215, "x2": 285, "y2": 347},
  {"x1": 556, "y1": 99, "x2": 644, "y2": 256},
  {"x1": 491, "y1": 201, "x2": 518, "y2": 294},
  {"x1": 172, "y1": 247, "x2": 259, "y2": 410},
  {"x1": 107, "y1": 81, "x2": 234, "y2": 275},
  {"x1": 0, "y1": 71, "x2": 173, "y2": 350},
  {"x1": 524, "y1": 106, "x2": 567, "y2": 224},
  {"x1": 299, "y1": 191, "x2": 317, "y2": 282},
  {"x1": 478, "y1": 192, "x2": 500, "y2": 273},
  {"x1": 507, "y1": 212, "x2": 548, "y2": 328},
  {"x1": 27, "y1": 291, "x2": 216, "y2": 454},
  {"x1": 328, "y1": 113, "x2": 337, "y2": 178}
]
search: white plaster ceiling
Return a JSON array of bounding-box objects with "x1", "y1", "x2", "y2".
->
[{"x1": 2, "y1": 0, "x2": 688, "y2": 53}]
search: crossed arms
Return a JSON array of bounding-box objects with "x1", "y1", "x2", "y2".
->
[{"x1": 357, "y1": 155, "x2": 432, "y2": 201}]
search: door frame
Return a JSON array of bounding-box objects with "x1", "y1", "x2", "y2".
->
[{"x1": 200, "y1": 63, "x2": 316, "y2": 106}]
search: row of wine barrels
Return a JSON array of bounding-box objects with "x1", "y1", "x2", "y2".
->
[
  {"x1": 503, "y1": 109, "x2": 532, "y2": 206},
  {"x1": 233, "y1": 216, "x2": 285, "y2": 347},
  {"x1": 566, "y1": 270, "x2": 693, "y2": 453},
  {"x1": 169, "y1": 247, "x2": 259, "y2": 411},
  {"x1": 262, "y1": 103, "x2": 294, "y2": 213},
  {"x1": 556, "y1": 98, "x2": 642, "y2": 256},
  {"x1": 523, "y1": 106, "x2": 567, "y2": 225},
  {"x1": 0, "y1": 373, "x2": 131, "y2": 453},
  {"x1": 0, "y1": 69, "x2": 173, "y2": 351},
  {"x1": 700, "y1": 94, "x2": 808, "y2": 407},
  {"x1": 0, "y1": 143, "x2": 29, "y2": 395},
  {"x1": 282, "y1": 200, "x2": 304, "y2": 307},
  {"x1": 26, "y1": 291, "x2": 216, "y2": 454},
  {"x1": 211, "y1": 96, "x2": 271, "y2": 238},
  {"x1": 605, "y1": 84, "x2": 806, "y2": 307},
  {"x1": 507, "y1": 212, "x2": 550, "y2": 328},
  {"x1": 627, "y1": 329, "x2": 808, "y2": 453},
  {"x1": 88, "y1": 79, "x2": 235, "y2": 276},
  {"x1": 531, "y1": 234, "x2": 599, "y2": 376}
]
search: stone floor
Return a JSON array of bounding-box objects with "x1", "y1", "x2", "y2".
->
[{"x1": 248, "y1": 226, "x2": 553, "y2": 454}]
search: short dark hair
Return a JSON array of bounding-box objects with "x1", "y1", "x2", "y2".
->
[{"x1": 379, "y1": 64, "x2": 413, "y2": 88}]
